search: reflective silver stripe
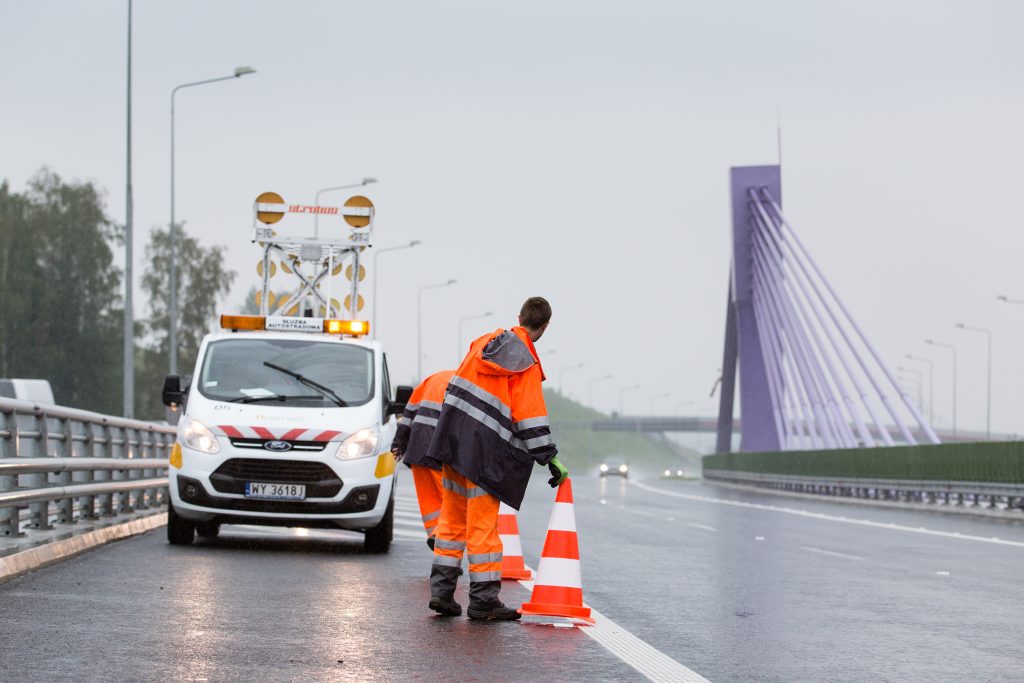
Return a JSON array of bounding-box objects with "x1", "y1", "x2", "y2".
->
[
  {"x1": 523, "y1": 433, "x2": 554, "y2": 450},
  {"x1": 442, "y1": 476, "x2": 490, "y2": 499},
  {"x1": 413, "y1": 415, "x2": 438, "y2": 427},
  {"x1": 432, "y1": 555, "x2": 461, "y2": 567},
  {"x1": 434, "y1": 538, "x2": 466, "y2": 550},
  {"x1": 468, "y1": 570, "x2": 503, "y2": 582},
  {"x1": 422, "y1": 510, "x2": 441, "y2": 523},
  {"x1": 449, "y1": 376, "x2": 511, "y2": 419},
  {"x1": 468, "y1": 552, "x2": 503, "y2": 564},
  {"x1": 419, "y1": 400, "x2": 443, "y2": 411},
  {"x1": 404, "y1": 402, "x2": 420, "y2": 411},
  {"x1": 444, "y1": 394, "x2": 516, "y2": 443},
  {"x1": 514, "y1": 416, "x2": 550, "y2": 431}
]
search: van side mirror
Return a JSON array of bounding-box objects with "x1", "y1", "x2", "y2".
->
[
  {"x1": 162, "y1": 374, "x2": 185, "y2": 409},
  {"x1": 388, "y1": 385, "x2": 414, "y2": 416}
]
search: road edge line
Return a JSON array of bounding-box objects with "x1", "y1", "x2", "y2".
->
[
  {"x1": 0, "y1": 512, "x2": 167, "y2": 584},
  {"x1": 517, "y1": 568, "x2": 710, "y2": 683}
]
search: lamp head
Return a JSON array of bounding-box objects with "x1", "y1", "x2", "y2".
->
[
  {"x1": 234, "y1": 66, "x2": 257, "y2": 77},
  {"x1": 997, "y1": 295, "x2": 1008, "y2": 301},
  {"x1": 446, "y1": 279, "x2": 456, "y2": 285},
  {"x1": 955, "y1": 323, "x2": 965, "y2": 329},
  {"x1": 361, "y1": 177, "x2": 378, "y2": 185}
]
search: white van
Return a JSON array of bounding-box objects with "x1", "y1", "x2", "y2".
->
[
  {"x1": 162, "y1": 315, "x2": 412, "y2": 552},
  {"x1": 0, "y1": 379, "x2": 55, "y2": 404}
]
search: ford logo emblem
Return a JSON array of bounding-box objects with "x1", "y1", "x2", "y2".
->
[{"x1": 263, "y1": 440, "x2": 292, "y2": 452}]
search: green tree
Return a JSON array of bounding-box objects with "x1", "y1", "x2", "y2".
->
[
  {"x1": 0, "y1": 170, "x2": 124, "y2": 413},
  {"x1": 135, "y1": 224, "x2": 235, "y2": 419}
]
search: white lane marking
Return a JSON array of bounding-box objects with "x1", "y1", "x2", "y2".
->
[
  {"x1": 800, "y1": 546, "x2": 864, "y2": 561},
  {"x1": 518, "y1": 569, "x2": 709, "y2": 683},
  {"x1": 394, "y1": 510, "x2": 423, "y2": 521},
  {"x1": 393, "y1": 518, "x2": 426, "y2": 530},
  {"x1": 688, "y1": 523, "x2": 717, "y2": 532},
  {"x1": 393, "y1": 528, "x2": 427, "y2": 540},
  {"x1": 630, "y1": 480, "x2": 1024, "y2": 550}
]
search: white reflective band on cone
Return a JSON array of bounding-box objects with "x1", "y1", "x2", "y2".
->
[
  {"x1": 547, "y1": 503, "x2": 577, "y2": 532},
  {"x1": 499, "y1": 533, "x2": 523, "y2": 556},
  {"x1": 534, "y1": 556, "x2": 582, "y2": 589}
]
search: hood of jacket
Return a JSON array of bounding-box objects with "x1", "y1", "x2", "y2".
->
[{"x1": 476, "y1": 327, "x2": 545, "y2": 379}]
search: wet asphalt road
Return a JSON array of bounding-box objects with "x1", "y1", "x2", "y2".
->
[{"x1": 2, "y1": 470, "x2": 1024, "y2": 681}]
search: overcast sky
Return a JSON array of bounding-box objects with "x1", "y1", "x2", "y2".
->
[{"x1": 3, "y1": 1, "x2": 1023, "y2": 434}]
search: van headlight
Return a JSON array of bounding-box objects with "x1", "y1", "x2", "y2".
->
[
  {"x1": 619, "y1": 464, "x2": 628, "y2": 473},
  {"x1": 599, "y1": 464, "x2": 609, "y2": 472},
  {"x1": 181, "y1": 417, "x2": 220, "y2": 454},
  {"x1": 337, "y1": 427, "x2": 380, "y2": 460}
]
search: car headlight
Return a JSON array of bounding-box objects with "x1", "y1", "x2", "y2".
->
[
  {"x1": 337, "y1": 427, "x2": 380, "y2": 460},
  {"x1": 664, "y1": 469, "x2": 671, "y2": 477},
  {"x1": 599, "y1": 464, "x2": 609, "y2": 472},
  {"x1": 676, "y1": 469, "x2": 683, "y2": 477},
  {"x1": 181, "y1": 417, "x2": 220, "y2": 454},
  {"x1": 619, "y1": 464, "x2": 628, "y2": 473}
]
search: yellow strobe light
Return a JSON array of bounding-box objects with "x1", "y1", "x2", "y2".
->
[
  {"x1": 324, "y1": 319, "x2": 370, "y2": 336},
  {"x1": 220, "y1": 314, "x2": 266, "y2": 331}
]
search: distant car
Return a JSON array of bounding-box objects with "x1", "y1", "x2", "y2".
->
[
  {"x1": 599, "y1": 460, "x2": 629, "y2": 478},
  {"x1": 662, "y1": 469, "x2": 687, "y2": 479}
]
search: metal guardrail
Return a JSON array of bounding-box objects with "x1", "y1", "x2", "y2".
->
[
  {"x1": 0, "y1": 397, "x2": 174, "y2": 537},
  {"x1": 703, "y1": 468, "x2": 1024, "y2": 510}
]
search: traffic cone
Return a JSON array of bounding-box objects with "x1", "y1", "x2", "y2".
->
[
  {"x1": 519, "y1": 478, "x2": 594, "y2": 623},
  {"x1": 498, "y1": 502, "x2": 533, "y2": 580}
]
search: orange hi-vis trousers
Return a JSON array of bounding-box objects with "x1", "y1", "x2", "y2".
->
[
  {"x1": 430, "y1": 465, "x2": 502, "y2": 605},
  {"x1": 410, "y1": 465, "x2": 443, "y2": 539}
]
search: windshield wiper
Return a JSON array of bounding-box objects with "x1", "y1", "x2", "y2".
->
[
  {"x1": 228, "y1": 394, "x2": 326, "y2": 404},
  {"x1": 261, "y1": 361, "x2": 348, "y2": 407}
]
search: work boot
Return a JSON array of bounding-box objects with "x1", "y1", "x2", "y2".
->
[
  {"x1": 428, "y1": 595, "x2": 463, "y2": 617},
  {"x1": 467, "y1": 600, "x2": 522, "y2": 621}
]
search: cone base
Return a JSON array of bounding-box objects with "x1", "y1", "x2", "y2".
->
[
  {"x1": 501, "y1": 569, "x2": 533, "y2": 581},
  {"x1": 519, "y1": 601, "x2": 595, "y2": 624}
]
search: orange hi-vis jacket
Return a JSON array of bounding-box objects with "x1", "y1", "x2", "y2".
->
[
  {"x1": 425, "y1": 327, "x2": 557, "y2": 510},
  {"x1": 392, "y1": 369, "x2": 455, "y2": 471}
]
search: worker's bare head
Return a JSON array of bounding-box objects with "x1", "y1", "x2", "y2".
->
[{"x1": 518, "y1": 297, "x2": 551, "y2": 342}]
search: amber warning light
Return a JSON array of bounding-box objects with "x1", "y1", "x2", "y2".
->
[{"x1": 220, "y1": 315, "x2": 369, "y2": 336}]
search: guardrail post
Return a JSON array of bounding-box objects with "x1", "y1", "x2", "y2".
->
[
  {"x1": 97, "y1": 423, "x2": 115, "y2": 517},
  {"x1": 55, "y1": 416, "x2": 74, "y2": 524},
  {"x1": 26, "y1": 410, "x2": 53, "y2": 530},
  {"x1": 116, "y1": 426, "x2": 132, "y2": 514},
  {"x1": 78, "y1": 421, "x2": 98, "y2": 520},
  {"x1": 0, "y1": 405, "x2": 21, "y2": 537}
]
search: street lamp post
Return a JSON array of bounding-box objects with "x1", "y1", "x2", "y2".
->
[
  {"x1": 417, "y1": 279, "x2": 456, "y2": 381},
  {"x1": 314, "y1": 178, "x2": 377, "y2": 238},
  {"x1": 458, "y1": 311, "x2": 493, "y2": 364},
  {"x1": 372, "y1": 240, "x2": 421, "y2": 339},
  {"x1": 896, "y1": 367, "x2": 924, "y2": 413},
  {"x1": 558, "y1": 363, "x2": 584, "y2": 395},
  {"x1": 996, "y1": 295, "x2": 1024, "y2": 306},
  {"x1": 124, "y1": 0, "x2": 134, "y2": 417},
  {"x1": 619, "y1": 384, "x2": 641, "y2": 415},
  {"x1": 588, "y1": 374, "x2": 612, "y2": 407},
  {"x1": 925, "y1": 339, "x2": 957, "y2": 437},
  {"x1": 905, "y1": 354, "x2": 935, "y2": 426},
  {"x1": 170, "y1": 65, "x2": 256, "y2": 375},
  {"x1": 956, "y1": 323, "x2": 993, "y2": 439}
]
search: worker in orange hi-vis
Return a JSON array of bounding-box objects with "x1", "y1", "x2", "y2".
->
[
  {"x1": 390, "y1": 369, "x2": 455, "y2": 551},
  {"x1": 425, "y1": 297, "x2": 568, "y2": 621}
]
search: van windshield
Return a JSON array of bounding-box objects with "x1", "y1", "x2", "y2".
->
[{"x1": 197, "y1": 338, "x2": 374, "y2": 407}]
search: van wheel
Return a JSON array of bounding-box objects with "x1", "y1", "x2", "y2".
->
[
  {"x1": 363, "y1": 494, "x2": 394, "y2": 554},
  {"x1": 167, "y1": 503, "x2": 195, "y2": 546},
  {"x1": 196, "y1": 522, "x2": 220, "y2": 539}
]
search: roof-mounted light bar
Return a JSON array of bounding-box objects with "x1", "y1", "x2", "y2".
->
[{"x1": 219, "y1": 315, "x2": 370, "y2": 336}]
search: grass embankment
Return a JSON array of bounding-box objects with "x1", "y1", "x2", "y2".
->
[{"x1": 543, "y1": 389, "x2": 699, "y2": 478}]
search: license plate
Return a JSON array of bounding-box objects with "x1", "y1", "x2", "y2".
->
[{"x1": 244, "y1": 482, "x2": 306, "y2": 500}]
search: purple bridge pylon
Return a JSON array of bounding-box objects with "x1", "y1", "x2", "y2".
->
[{"x1": 715, "y1": 165, "x2": 940, "y2": 454}]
